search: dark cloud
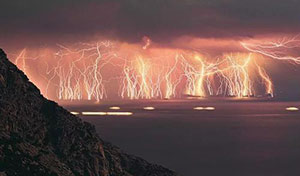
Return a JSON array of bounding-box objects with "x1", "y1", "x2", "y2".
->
[{"x1": 0, "y1": 0, "x2": 300, "y2": 45}]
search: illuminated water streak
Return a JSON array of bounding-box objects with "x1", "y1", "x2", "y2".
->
[
  {"x1": 204, "y1": 107, "x2": 216, "y2": 111},
  {"x1": 194, "y1": 107, "x2": 215, "y2": 111},
  {"x1": 81, "y1": 111, "x2": 133, "y2": 116},
  {"x1": 286, "y1": 107, "x2": 299, "y2": 111},
  {"x1": 109, "y1": 106, "x2": 121, "y2": 110},
  {"x1": 106, "y1": 112, "x2": 133, "y2": 116},
  {"x1": 70, "y1": 112, "x2": 80, "y2": 115},
  {"x1": 193, "y1": 107, "x2": 205, "y2": 110},
  {"x1": 143, "y1": 107, "x2": 155, "y2": 110},
  {"x1": 82, "y1": 112, "x2": 107, "y2": 115}
]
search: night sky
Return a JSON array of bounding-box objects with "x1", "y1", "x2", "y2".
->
[{"x1": 1, "y1": 0, "x2": 300, "y2": 99}]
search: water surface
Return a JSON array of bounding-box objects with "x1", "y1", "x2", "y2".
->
[{"x1": 65, "y1": 100, "x2": 300, "y2": 176}]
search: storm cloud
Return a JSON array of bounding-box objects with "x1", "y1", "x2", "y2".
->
[{"x1": 1, "y1": 0, "x2": 300, "y2": 45}]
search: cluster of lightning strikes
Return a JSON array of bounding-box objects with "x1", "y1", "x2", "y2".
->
[
  {"x1": 45, "y1": 41, "x2": 120, "y2": 102},
  {"x1": 120, "y1": 55, "x2": 181, "y2": 99},
  {"x1": 13, "y1": 36, "x2": 300, "y2": 101}
]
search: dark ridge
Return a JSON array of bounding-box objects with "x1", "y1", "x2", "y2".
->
[{"x1": 0, "y1": 48, "x2": 178, "y2": 176}]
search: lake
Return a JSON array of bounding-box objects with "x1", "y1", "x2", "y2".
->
[{"x1": 64, "y1": 100, "x2": 300, "y2": 176}]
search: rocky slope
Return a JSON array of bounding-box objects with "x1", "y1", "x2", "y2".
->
[{"x1": 0, "y1": 48, "x2": 178, "y2": 176}]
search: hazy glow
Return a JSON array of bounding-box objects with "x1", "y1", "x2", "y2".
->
[
  {"x1": 118, "y1": 51, "x2": 274, "y2": 99},
  {"x1": 13, "y1": 35, "x2": 300, "y2": 102}
]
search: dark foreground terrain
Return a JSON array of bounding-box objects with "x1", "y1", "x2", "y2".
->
[
  {"x1": 0, "y1": 48, "x2": 177, "y2": 176},
  {"x1": 65, "y1": 100, "x2": 300, "y2": 176}
]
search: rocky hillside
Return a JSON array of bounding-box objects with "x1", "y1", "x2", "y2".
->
[{"x1": 0, "y1": 48, "x2": 178, "y2": 176}]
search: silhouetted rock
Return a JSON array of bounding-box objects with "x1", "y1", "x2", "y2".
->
[{"x1": 0, "y1": 48, "x2": 178, "y2": 176}]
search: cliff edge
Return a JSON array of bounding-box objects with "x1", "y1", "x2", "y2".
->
[{"x1": 0, "y1": 49, "x2": 178, "y2": 176}]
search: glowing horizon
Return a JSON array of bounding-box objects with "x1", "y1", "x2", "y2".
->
[{"x1": 7, "y1": 35, "x2": 300, "y2": 102}]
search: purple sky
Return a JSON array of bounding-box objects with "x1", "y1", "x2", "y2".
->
[{"x1": 1, "y1": 0, "x2": 300, "y2": 99}]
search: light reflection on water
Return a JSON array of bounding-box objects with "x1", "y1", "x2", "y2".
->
[
  {"x1": 143, "y1": 106, "x2": 155, "y2": 110},
  {"x1": 81, "y1": 111, "x2": 133, "y2": 116},
  {"x1": 65, "y1": 101, "x2": 300, "y2": 176},
  {"x1": 286, "y1": 107, "x2": 299, "y2": 111}
]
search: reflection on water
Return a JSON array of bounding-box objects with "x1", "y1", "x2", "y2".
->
[
  {"x1": 81, "y1": 111, "x2": 133, "y2": 116},
  {"x1": 82, "y1": 112, "x2": 107, "y2": 115},
  {"x1": 70, "y1": 111, "x2": 79, "y2": 115},
  {"x1": 205, "y1": 107, "x2": 215, "y2": 111},
  {"x1": 109, "y1": 106, "x2": 121, "y2": 110},
  {"x1": 64, "y1": 101, "x2": 300, "y2": 176},
  {"x1": 194, "y1": 106, "x2": 216, "y2": 111},
  {"x1": 286, "y1": 107, "x2": 299, "y2": 111},
  {"x1": 143, "y1": 106, "x2": 155, "y2": 110},
  {"x1": 106, "y1": 112, "x2": 133, "y2": 116},
  {"x1": 193, "y1": 106, "x2": 205, "y2": 110}
]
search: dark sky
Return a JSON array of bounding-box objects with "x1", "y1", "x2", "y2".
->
[{"x1": 1, "y1": 0, "x2": 300, "y2": 45}]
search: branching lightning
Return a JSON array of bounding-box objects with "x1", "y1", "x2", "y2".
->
[
  {"x1": 241, "y1": 36, "x2": 300, "y2": 64},
  {"x1": 12, "y1": 37, "x2": 287, "y2": 101},
  {"x1": 42, "y1": 41, "x2": 117, "y2": 102}
]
